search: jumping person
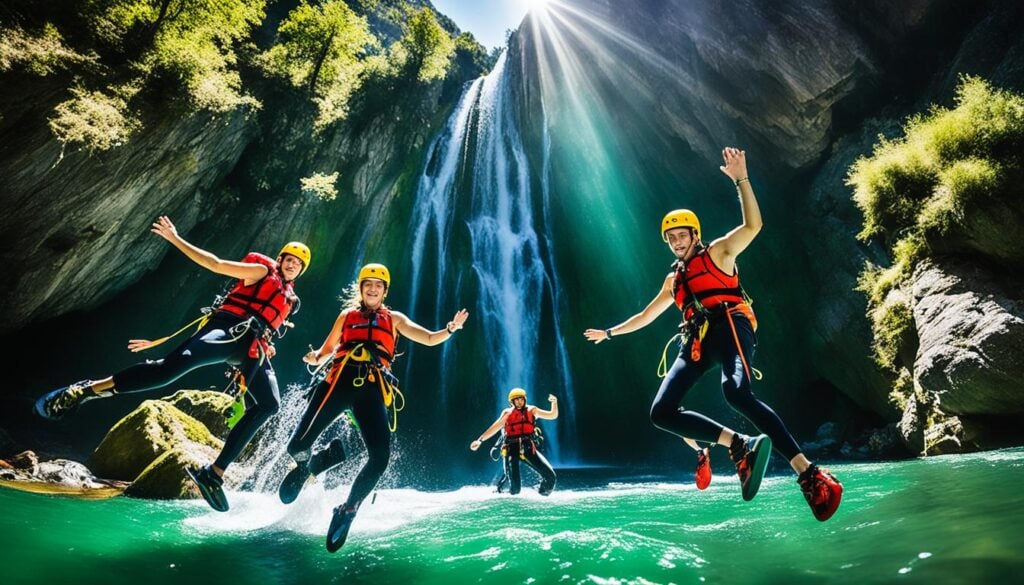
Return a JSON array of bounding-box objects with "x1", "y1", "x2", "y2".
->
[
  {"x1": 584, "y1": 147, "x2": 842, "y2": 521},
  {"x1": 278, "y1": 263, "x2": 468, "y2": 552},
  {"x1": 470, "y1": 388, "x2": 558, "y2": 496},
  {"x1": 35, "y1": 216, "x2": 310, "y2": 512}
]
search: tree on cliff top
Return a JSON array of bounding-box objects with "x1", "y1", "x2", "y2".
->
[
  {"x1": 86, "y1": 0, "x2": 265, "y2": 112},
  {"x1": 258, "y1": 0, "x2": 377, "y2": 128},
  {"x1": 398, "y1": 6, "x2": 454, "y2": 82}
]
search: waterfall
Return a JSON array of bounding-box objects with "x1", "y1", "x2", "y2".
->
[{"x1": 408, "y1": 51, "x2": 578, "y2": 461}]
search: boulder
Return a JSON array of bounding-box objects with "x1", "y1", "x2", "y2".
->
[
  {"x1": 6, "y1": 450, "x2": 39, "y2": 474},
  {"x1": 126, "y1": 447, "x2": 217, "y2": 500},
  {"x1": 911, "y1": 258, "x2": 1024, "y2": 416},
  {"x1": 161, "y1": 390, "x2": 235, "y2": 440},
  {"x1": 0, "y1": 451, "x2": 127, "y2": 495},
  {"x1": 87, "y1": 399, "x2": 223, "y2": 482}
]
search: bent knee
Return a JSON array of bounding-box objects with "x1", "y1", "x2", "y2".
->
[{"x1": 649, "y1": 403, "x2": 675, "y2": 428}]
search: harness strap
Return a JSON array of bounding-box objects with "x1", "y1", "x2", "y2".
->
[
  {"x1": 297, "y1": 344, "x2": 360, "y2": 441},
  {"x1": 137, "y1": 313, "x2": 211, "y2": 351},
  {"x1": 724, "y1": 304, "x2": 762, "y2": 382}
]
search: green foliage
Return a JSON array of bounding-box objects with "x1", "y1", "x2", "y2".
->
[
  {"x1": 0, "y1": 23, "x2": 94, "y2": 75},
  {"x1": 887, "y1": 367, "x2": 914, "y2": 412},
  {"x1": 300, "y1": 171, "x2": 340, "y2": 201},
  {"x1": 259, "y1": 0, "x2": 377, "y2": 127},
  {"x1": 870, "y1": 293, "x2": 914, "y2": 372},
  {"x1": 399, "y1": 7, "x2": 454, "y2": 82},
  {"x1": 848, "y1": 139, "x2": 935, "y2": 242},
  {"x1": 87, "y1": 0, "x2": 265, "y2": 112},
  {"x1": 848, "y1": 76, "x2": 1024, "y2": 371},
  {"x1": 48, "y1": 86, "x2": 141, "y2": 152},
  {"x1": 452, "y1": 31, "x2": 493, "y2": 79}
]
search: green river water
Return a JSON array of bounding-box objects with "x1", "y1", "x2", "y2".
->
[{"x1": 3, "y1": 448, "x2": 1023, "y2": 584}]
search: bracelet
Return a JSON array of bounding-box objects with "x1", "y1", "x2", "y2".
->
[
  {"x1": 446, "y1": 323, "x2": 455, "y2": 334},
  {"x1": 734, "y1": 177, "x2": 750, "y2": 187},
  {"x1": 605, "y1": 328, "x2": 613, "y2": 339}
]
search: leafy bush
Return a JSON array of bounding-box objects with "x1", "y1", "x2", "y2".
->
[
  {"x1": 301, "y1": 171, "x2": 340, "y2": 201},
  {"x1": 0, "y1": 23, "x2": 94, "y2": 75},
  {"x1": 848, "y1": 76, "x2": 1024, "y2": 370},
  {"x1": 48, "y1": 86, "x2": 140, "y2": 152}
]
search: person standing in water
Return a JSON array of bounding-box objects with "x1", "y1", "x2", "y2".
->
[
  {"x1": 584, "y1": 147, "x2": 842, "y2": 521},
  {"x1": 278, "y1": 263, "x2": 468, "y2": 552},
  {"x1": 35, "y1": 216, "x2": 310, "y2": 512},
  {"x1": 470, "y1": 388, "x2": 558, "y2": 496}
]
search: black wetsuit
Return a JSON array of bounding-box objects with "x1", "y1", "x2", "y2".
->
[
  {"x1": 649, "y1": 308, "x2": 802, "y2": 460},
  {"x1": 112, "y1": 313, "x2": 281, "y2": 469},
  {"x1": 503, "y1": 418, "x2": 556, "y2": 495},
  {"x1": 286, "y1": 362, "x2": 392, "y2": 509}
]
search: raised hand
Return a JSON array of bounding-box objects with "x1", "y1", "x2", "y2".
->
[
  {"x1": 548, "y1": 394, "x2": 557, "y2": 404},
  {"x1": 448, "y1": 308, "x2": 470, "y2": 332},
  {"x1": 719, "y1": 147, "x2": 748, "y2": 182},
  {"x1": 151, "y1": 215, "x2": 179, "y2": 242}
]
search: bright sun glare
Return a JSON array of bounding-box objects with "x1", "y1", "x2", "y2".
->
[{"x1": 525, "y1": 0, "x2": 551, "y2": 12}]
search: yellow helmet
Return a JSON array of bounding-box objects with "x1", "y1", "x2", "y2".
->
[
  {"x1": 358, "y1": 263, "x2": 391, "y2": 288},
  {"x1": 661, "y1": 209, "x2": 701, "y2": 242},
  {"x1": 507, "y1": 388, "x2": 527, "y2": 404},
  {"x1": 278, "y1": 242, "x2": 311, "y2": 274}
]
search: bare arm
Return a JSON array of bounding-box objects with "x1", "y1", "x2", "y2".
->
[
  {"x1": 532, "y1": 395, "x2": 559, "y2": 420},
  {"x1": 470, "y1": 409, "x2": 510, "y2": 450},
  {"x1": 302, "y1": 309, "x2": 350, "y2": 365},
  {"x1": 392, "y1": 309, "x2": 468, "y2": 347},
  {"x1": 708, "y1": 148, "x2": 763, "y2": 274},
  {"x1": 152, "y1": 216, "x2": 268, "y2": 284},
  {"x1": 584, "y1": 274, "x2": 676, "y2": 343}
]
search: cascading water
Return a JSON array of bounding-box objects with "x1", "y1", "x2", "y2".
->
[{"x1": 407, "y1": 51, "x2": 578, "y2": 461}]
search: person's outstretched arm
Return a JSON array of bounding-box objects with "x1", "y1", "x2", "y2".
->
[
  {"x1": 470, "y1": 410, "x2": 510, "y2": 450},
  {"x1": 533, "y1": 395, "x2": 559, "y2": 420},
  {"x1": 584, "y1": 276, "x2": 675, "y2": 344},
  {"x1": 708, "y1": 147, "x2": 763, "y2": 273},
  {"x1": 151, "y1": 216, "x2": 269, "y2": 284},
  {"x1": 392, "y1": 309, "x2": 469, "y2": 347}
]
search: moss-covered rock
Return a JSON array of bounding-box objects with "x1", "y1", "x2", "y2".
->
[
  {"x1": 126, "y1": 447, "x2": 216, "y2": 500},
  {"x1": 161, "y1": 390, "x2": 235, "y2": 440},
  {"x1": 87, "y1": 400, "x2": 223, "y2": 482}
]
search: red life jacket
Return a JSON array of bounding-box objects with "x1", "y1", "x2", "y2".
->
[
  {"x1": 673, "y1": 249, "x2": 746, "y2": 320},
  {"x1": 217, "y1": 253, "x2": 297, "y2": 331},
  {"x1": 334, "y1": 307, "x2": 397, "y2": 368},
  {"x1": 504, "y1": 407, "x2": 535, "y2": 440}
]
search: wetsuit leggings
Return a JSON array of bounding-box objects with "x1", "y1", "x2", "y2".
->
[
  {"x1": 649, "y1": 312, "x2": 802, "y2": 461},
  {"x1": 504, "y1": 438, "x2": 556, "y2": 495},
  {"x1": 111, "y1": 315, "x2": 281, "y2": 470},
  {"x1": 286, "y1": 364, "x2": 390, "y2": 509}
]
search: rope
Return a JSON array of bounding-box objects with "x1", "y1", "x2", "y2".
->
[
  {"x1": 136, "y1": 313, "x2": 211, "y2": 351},
  {"x1": 657, "y1": 333, "x2": 684, "y2": 378}
]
